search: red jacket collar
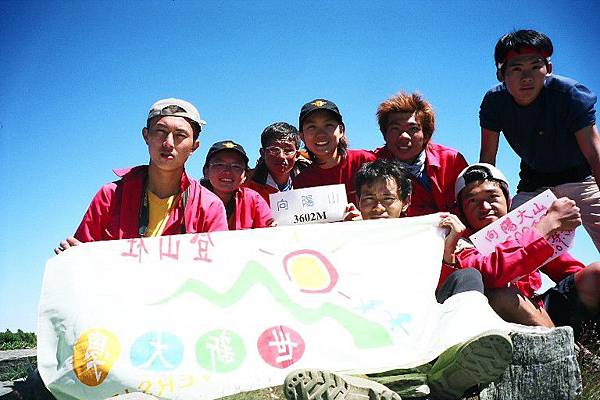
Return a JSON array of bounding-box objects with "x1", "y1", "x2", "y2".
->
[
  {"x1": 375, "y1": 142, "x2": 439, "y2": 167},
  {"x1": 113, "y1": 165, "x2": 192, "y2": 192},
  {"x1": 424, "y1": 143, "x2": 441, "y2": 168}
]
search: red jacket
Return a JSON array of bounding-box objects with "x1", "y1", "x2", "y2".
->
[
  {"x1": 374, "y1": 142, "x2": 468, "y2": 216},
  {"x1": 229, "y1": 187, "x2": 273, "y2": 230},
  {"x1": 244, "y1": 179, "x2": 279, "y2": 206},
  {"x1": 293, "y1": 149, "x2": 376, "y2": 205},
  {"x1": 453, "y1": 228, "x2": 584, "y2": 301},
  {"x1": 74, "y1": 166, "x2": 228, "y2": 242}
]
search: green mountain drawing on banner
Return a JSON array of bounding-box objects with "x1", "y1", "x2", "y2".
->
[{"x1": 151, "y1": 261, "x2": 392, "y2": 348}]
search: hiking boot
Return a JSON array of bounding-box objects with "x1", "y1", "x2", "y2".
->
[
  {"x1": 284, "y1": 369, "x2": 402, "y2": 400},
  {"x1": 367, "y1": 371, "x2": 430, "y2": 398},
  {"x1": 427, "y1": 330, "x2": 512, "y2": 400}
]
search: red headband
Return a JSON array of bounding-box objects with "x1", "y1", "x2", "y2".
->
[{"x1": 498, "y1": 46, "x2": 551, "y2": 68}]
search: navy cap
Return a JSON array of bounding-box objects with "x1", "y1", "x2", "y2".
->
[
  {"x1": 299, "y1": 99, "x2": 343, "y2": 130},
  {"x1": 205, "y1": 140, "x2": 249, "y2": 167}
]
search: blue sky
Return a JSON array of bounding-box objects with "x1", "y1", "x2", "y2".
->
[{"x1": 1, "y1": 0, "x2": 598, "y2": 332}]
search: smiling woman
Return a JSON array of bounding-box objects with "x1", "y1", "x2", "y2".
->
[
  {"x1": 292, "y1": 99, "x2": 377, "y2": 205},
  {"x1": 201, "y1": 140, "x2": 273, "y2": 230}
]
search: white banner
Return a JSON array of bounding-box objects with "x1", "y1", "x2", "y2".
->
[{"x1": 38, "y1": 215, "x2": 509, "y2": 400}]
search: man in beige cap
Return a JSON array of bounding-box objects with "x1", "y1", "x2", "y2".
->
[{"x1": 55, "y1": 98, "x2": 227, "y2": 253}]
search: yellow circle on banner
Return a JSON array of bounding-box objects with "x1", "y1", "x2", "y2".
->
[
  {"x1": 288, "y1": 253, "x2": 330, "y2": 291},
  {"x1": 72, "y1": 328, "x2": 121, "y2": 387}
]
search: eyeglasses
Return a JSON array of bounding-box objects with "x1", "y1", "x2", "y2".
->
[
  {"x1": 265, "y1": 146, "x2": 297, "y2": 157},
  {"x1": 359, "y1": 195, "x2": 401, "y2": 208},
  {"x1": 209, "y1": 162, "x2": 246, "y2": 174}
]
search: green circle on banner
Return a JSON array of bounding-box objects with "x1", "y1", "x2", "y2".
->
[{"x1": 195, "y1": 329, "x2": 246, "y2": 373}]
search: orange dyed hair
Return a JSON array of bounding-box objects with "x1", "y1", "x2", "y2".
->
[{"x1": 376, "y1": 92, "x2": 435, "y2": 141}]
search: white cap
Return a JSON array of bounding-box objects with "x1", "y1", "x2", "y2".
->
[
  {"x1": 147, "y1": 98, "x2": 206, "y2": 131},
  {"x1": 454, "y1": 163, "x2": 509, "y2": 200}
]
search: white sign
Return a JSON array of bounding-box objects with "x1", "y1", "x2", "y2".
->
[
  {"x1": 469, "y1": 189, "x2": 574, "y2": 262},
  {"x1": 269, "y1": 184, "x2": 348, "y2": 226},
  {"x1": 37, "y1": 215, "x2": 509, "y2": 400}
]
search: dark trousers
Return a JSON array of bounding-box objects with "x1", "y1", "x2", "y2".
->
[{"x1": 435, "y1": 268, "x2": 484, "y2": 304}]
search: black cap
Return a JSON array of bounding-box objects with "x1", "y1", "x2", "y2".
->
[
  {"x1": 299, "y1": 99, "x2": 343, "y2": 131},
  {"x1": 205, "y1": 140, "x2": 249, "y2": 167}
]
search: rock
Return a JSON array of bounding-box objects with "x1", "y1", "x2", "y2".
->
[
  {"x1": 0, "y1": 349, "x2": 37, "y2": 363},
  {"x1": 479, "y1": 326, "x2": 582, "y2": 400},
  {"x1": 0, "y1": 348, "x2": 36, "y2": 382},
  {"x1": 0, "y1": 381, "x2": 17, "y2": 397}
]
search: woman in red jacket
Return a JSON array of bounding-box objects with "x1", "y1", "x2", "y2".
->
[
  {"x1": 201, "y1": 140, "x2": 273, "y2": 230},
  {"x1": 292, "y1": 99, "x2": 376, "y2": 205}
]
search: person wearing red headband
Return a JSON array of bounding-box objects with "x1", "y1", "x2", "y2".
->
[{"x1": 479, "y1": 29, "x2": 600, "y2": 251}]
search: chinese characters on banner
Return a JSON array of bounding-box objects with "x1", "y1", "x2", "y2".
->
[
  {"x1": 38, "y1": 215, "x2": 510, "y2": 400},
  {"x1": 469, "y1": 190, "x2": 574, "y2": 263}
]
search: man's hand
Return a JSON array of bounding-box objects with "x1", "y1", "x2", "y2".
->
[
  {"x1": 266, "y1": 218, "x2": 278, "y2": 228},
  {"x1": 534, "y1": 197, "x2": 582, "y2": 239},
  {"x1": 54, "y1": 236, "x2": 82, "y2": 255},
  {"x1": 343, "y1": 203, "x2": 363, "y2": 222},
  {"x1": 439, "y1": 212, "x2": 466, "y2": 264}
]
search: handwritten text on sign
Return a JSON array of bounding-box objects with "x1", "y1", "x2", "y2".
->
[
  {"x1": 269, "y1": 184, "x2": 348, "y2": 226},
  {"x1": 469, "y1": 189, "x2": 574, "y2": 263}
]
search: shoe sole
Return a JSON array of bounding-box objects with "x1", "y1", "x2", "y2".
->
[
  {"x1": 428, "y1": 332, "x2": 512, "y2": 400},
  {"x1": 284, "y1": 369, "x2": 402, "y2": 400}
]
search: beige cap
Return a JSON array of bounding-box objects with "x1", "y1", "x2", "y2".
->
[{"x1": 147, "y1": 98, "x2": 206, "y2": 131}]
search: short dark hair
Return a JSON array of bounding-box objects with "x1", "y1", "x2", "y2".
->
[
  {"x1": 147, "y1": 115, "x2": 201, "y2": 141},
  {"x1": 260, "y1": 122, "x2": 301, "y2": 149},
  {"x1": 355, "y1": 159, "x2": 412, "y2": 202},
  {"x1": 494, "y1": 29, "x2": 553, "y2": 73}
]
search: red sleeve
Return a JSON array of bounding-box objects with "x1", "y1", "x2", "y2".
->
[
  {"x1": 243, "y1": 180, "x2": 274, "y2": 205},
  {"x1": 455, "y1": 151, "x2": 469, "y2": 170},
  {"x1": 541, "y1": 253, "x2": 585, "y2": 283},
  {"x1": 198, "y1": 187, "x2": 228, "y2": 232},
  {"x1": 456, "y1": 228, "x2": 555, "y2": 288},
  {"x1": 439, "y1": 149, "x2": 468, "y2": 215},
  {"x1": 359, "y1": 150, "x2": 377, "y2": 163},
  {"x1": 74, "y1": 184, "x2": 116, "y2": 242},
  {"x1": 251, "y1": 191, "x2": 273, "y2": 228},
  {"x1": 292, "y1": 165, "x2": 318, "y2": 189}
]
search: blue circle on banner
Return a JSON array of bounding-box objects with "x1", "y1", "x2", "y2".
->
[{"x1": 130, "y1": 331, "x2": 184, "y2": 371}]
